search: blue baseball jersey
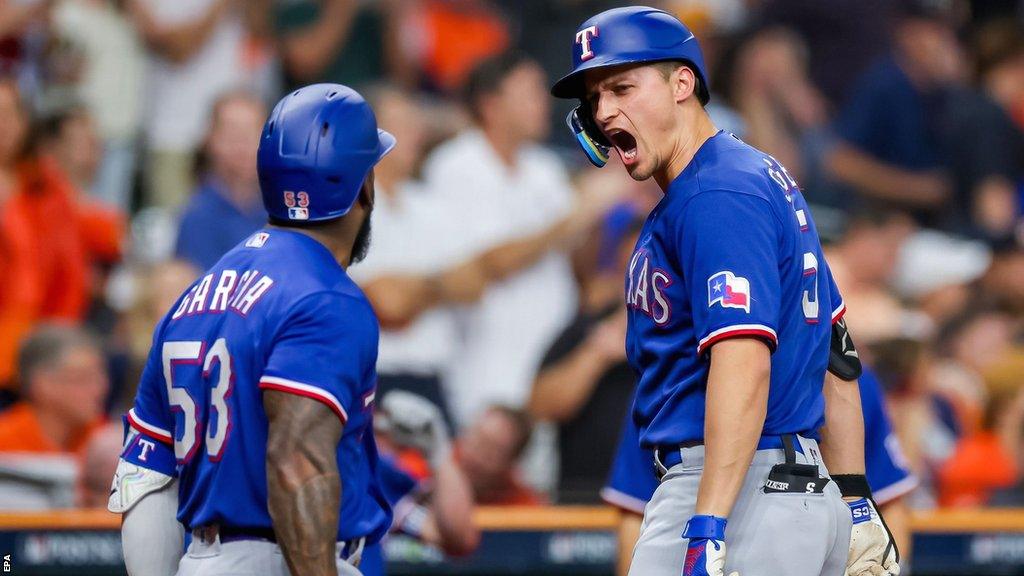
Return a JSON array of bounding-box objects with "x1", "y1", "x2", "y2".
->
[
  {"x1": 123, "y1": 228, "x2": 391, "y2": 543},
  {"x1": 859, "y1": 368, "x2": 918, "y2": 504},
  {"x1": 602, "y1": 367, "x2": 917, "y2": 513},
  {"x1": 624, "y1": 131, "x2": 845, "y2": 447},
  {"x1": 360, "y1": 456, "x2": 423, "y2": 576}
]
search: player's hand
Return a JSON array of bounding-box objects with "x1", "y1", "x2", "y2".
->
[
  {"x1": 681, "y1": 515, "x2": 740, "y2": 576},
  {"x1": 376, "y1": 391, "x2": 451, "y2": 469},
  {"x1": 846, "y1": 498, "x2": 900, "y2": 576}
]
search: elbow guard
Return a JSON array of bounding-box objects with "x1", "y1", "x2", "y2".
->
[{"x1": 828, "y1": 317, "x2": 862, "y2": 381}]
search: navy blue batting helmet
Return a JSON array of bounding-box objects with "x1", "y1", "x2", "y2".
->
[
  {"x1": 550, "y1": 6, "x2": 709, "y2": 103},
  {"x1": 258, "y1": 84, "x2": 396, "y2": 223}
]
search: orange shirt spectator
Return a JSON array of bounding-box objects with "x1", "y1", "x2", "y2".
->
[
  {"x1": 0, "y1": 158, "x2": 94, "y2": 387},
  {"x1": 0, "y1": 325, "x2": 109, "y2": 454},
  {"x1": 937, "y1": 431, "x2": 1018, "y2": 507},
  {"x1": 454, "y1": 405, "x2": 545, "y2": 506},
  {"x1": 418, "y1": 0, "x2": 509, "y2": 92},
  {"x1": 0, "y1": 403, "x2": 101, "y2": 454}
]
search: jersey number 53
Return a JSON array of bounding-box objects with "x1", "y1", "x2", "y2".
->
[{"x1": 163, "y1": 339, "x2": 233, "y2": 463}]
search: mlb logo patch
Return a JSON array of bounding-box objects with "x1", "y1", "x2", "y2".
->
[
  {"x1": 245, "y1": 232, "x2": 270, "y2": 248},
  {"x1": 288, "y1": 207, "x2": 309, "y2": 220},
  {"x1": 708, "y1": 271, "x2": 750, "y2": 313}
]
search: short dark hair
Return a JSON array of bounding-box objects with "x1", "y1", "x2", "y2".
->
[
  {"x1": 487, "y1": 404, "x2": 534, "y2": 460},
  {"x1": 17, "y1": 324, "x2": 100, "y2": 392},
  {"x1": 462, "y1": 50, "x2": 535, "y2": 122},
  {"x1": 652, "y1": 61, "x2": 705, "y2": 103}
]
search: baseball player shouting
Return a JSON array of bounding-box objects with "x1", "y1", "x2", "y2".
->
[
  {"x1": 109, "y1": 84, "x2": 394, "y2": 576},
  {"x1": 552, "y1": 7, "x2": 898, "y2": 576}
]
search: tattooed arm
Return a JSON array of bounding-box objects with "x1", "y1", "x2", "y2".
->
[{"x1": 264, "y1": 389, "x2": 344, "y2": 576}]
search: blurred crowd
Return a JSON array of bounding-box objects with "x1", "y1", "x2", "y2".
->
[{"x1": 0, "y1": 0, "x2": 1022, "y2": 522}]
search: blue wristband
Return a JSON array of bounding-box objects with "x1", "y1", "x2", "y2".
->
[
  {"x1": 848, "y1": 498, "x2": 872, "y2": 525},
  {"x1": 682, "y1": 515, "x2": 728, "y2": 540}
]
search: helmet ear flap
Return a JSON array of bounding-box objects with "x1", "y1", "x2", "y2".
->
[{"x1": 565, "y1": 102, "x2": 612, "y2": 168}]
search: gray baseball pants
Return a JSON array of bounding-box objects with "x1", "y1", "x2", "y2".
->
[
  {"x1": 628, "y1": 436, "x2": 852, "y2": 576},
  {"x1": 175, "y1": 534, "x2": 364, "y2": 576}
]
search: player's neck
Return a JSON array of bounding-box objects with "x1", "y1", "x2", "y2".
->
[
  {"x1": 269, "y1": 221, "x2": 358, "y2": 268},
  {"x1": 654, "y1": 110, "x2": 718, "y2": 192}
]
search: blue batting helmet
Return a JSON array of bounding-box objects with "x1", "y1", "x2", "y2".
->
[
  {"x1": 257, "y1": 84, "x2": 396, "y2": 223},
  {"x1": 550, "y1": 6, "x2": 709, "y2": 103}
]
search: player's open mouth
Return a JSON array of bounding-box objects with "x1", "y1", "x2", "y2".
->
[{"x1": 607, "y1": 129, "x2": 638, "y2": 165}]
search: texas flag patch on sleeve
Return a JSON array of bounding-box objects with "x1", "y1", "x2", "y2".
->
[{"x1": 708, "y1": 271, "x2": 750, "y2": 313}]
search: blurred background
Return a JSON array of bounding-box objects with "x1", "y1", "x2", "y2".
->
[{"x1": 0, "y1": 0, "x2": 1022, "y2": 574}]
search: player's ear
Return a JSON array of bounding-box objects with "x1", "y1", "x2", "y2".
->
[{"x1": 672, "y1": 65, "x2": 696, "y2": 104}]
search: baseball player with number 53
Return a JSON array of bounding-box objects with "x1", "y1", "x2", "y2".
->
[
  {"x1": 109, "y1": 84, "x2": 395, "y2": 576},
  {"x1": 552, "y1": 6, "x2": 899, "y2": 576}
]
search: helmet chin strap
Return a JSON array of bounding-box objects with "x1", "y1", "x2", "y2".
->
[{"x1": 566, "y1": 104, "x2": 612, "y2": 168}]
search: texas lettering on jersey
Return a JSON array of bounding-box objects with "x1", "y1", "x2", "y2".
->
[{"x1": 626, "y1": 249, "x2": 674, "y2": 325}]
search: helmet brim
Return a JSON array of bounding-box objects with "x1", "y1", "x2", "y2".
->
[{"x1": 377, "y1": 129, "x2": 397, "y2": 161}]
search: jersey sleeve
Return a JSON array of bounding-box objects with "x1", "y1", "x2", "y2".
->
[
  {"x1": 259, "y1": 292, "x2": 378, "y2": 424},
  {"x1": 860, "y1": 368, "x2": 918, "y2": 504},
  {"x1": 823, "y1": 258, "x2": 846, "y2": 324},
  {"x1": 120, "y1": 416, "x2": 177, "y2": 476},
  {"x1": 678, "y1": 191, "x2": 782, "y2": 356},
  {"x1": 601, "y1": 411, "x2": 658, "y2": 514},
  {"x1": 127, "y1": 321, "x2": 174, "y2": 446}
]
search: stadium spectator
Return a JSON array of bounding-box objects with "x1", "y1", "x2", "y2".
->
[
  {"x1": 716, "y1": 26, "x2": 827, "y2": 182},
  {"x1": 756, "y1": 0, "x2": 895, "y2": 106},
  {"x1": 937, "y1": 18, "x2": 1024, "y2": 242},
  {"x1": 128, "y1": 0, "x2": 246, "y2": 210},
  {"x1": 38, "y1": 106, "x2": 125, "y2": 269},
  {"x1": 980, "y1": 245, "x2": 1024, "y2": 316},
  {"x1": 454, "y1": 405, "x2": 542, "y2": 505},
  {"x1": 409, "y1": 0, "x2": 510, "y2": 93},
  {"x1": 274, "y1": 0, "x2": 410, "y2": 90},
  {"x1": 933, "y1": 307, "x2": 1018, "y2": 434},
  {"x1": 348, "y1": 85, "x2": 468, "y2": 426},
  {"x1": 78, "y1": 421, "x2": 121, "y2": 508},
  {"x1": 422, "y1": 50, "x2": 579, "y2": 427},
  {"x1": 0, "y1": 79, "x2": 91, "y2": 390},
  {"x1": 937, "y1": 351, "x2": 1024, "y2": 507},
  {"x1": 353, "y1": 85, "x2": 613, "y2": 427},
  {"x1": 529, "y1": 218, "x2": 642, "y2": 503},
  {"x1": 174, "y1": 91, "x2": 265, "y2": 271},
  {"x1": 50, "y1": 0, "x2": 144, "y2": 211},
  {"x1": 117, "y1": 259, "x2": 198, "y2": 412},
  {"x1": 824, "y1": 211, "x2": 916, "y2": 343},
  {"x1": 0, "y1": 325, "x2": 108, "y2": 453},
  {"x1": 824, "y1": 0, "x2": 961, "y2": 223},
  {"x1": 0, "y1": 0, "x2": 52, "y2": 96}
]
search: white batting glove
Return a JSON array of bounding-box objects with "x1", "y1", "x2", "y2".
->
[
  {"x1": 376, "y1": 391, "x2": 451, "y2": 469},
  {"x1": 846, "y1": 498, "x2": 900, "y2": 576}
]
